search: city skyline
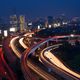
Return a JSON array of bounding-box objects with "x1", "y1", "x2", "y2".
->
[
  {"x1": 0, "y1": 0, "x2": 80, "y2": 20},
  {"x1": 0, "y1": 1, "x2": 80, "y2": 80}
]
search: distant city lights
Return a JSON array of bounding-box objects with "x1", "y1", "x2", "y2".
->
[
  {"x1": 38, "y1": 25, "x2": 40, "y2": 29},
  {"x1": 49, "y1": 25, "x2": 51, "y2": 28},
  {"x1": 9, "y1": 27, "x2": 16, "y2": 32},
  {"x1": 28, "y1": 22, "x2": 32, "y2": 26},
  {"x1": 62, "y1": 22, "x2": 68, "y2": 25},
  {"x1": 54, "y1": 23, "x2": 60, "y2": 28},
  {"x1": 0, "y1": 30, "x2": 1, "y2": 34},
  {"x1": 4, "y1": 30, "x2": 8, "y2": 37}
]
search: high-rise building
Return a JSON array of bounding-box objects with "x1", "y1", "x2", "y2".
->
[
  {"x1": 19, "y1": 15, "x2": 26, "y2": 32},
  {"x1": 10, "y1": 15, "x2": 18, "y2": 32}
]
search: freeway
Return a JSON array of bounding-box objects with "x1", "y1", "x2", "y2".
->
[
  {"x1": 19, "y1": 37, "x2": 57, "y2": 79},
  {"x1": 21, "y1": 37, "x2": 66, "y2": 80},
  {"x1": 10, "y1": 34, "x2": 80, "y2": 80},
  {"x1": 40, "y1": 43, "x2": 80, "y2": 80},
  {"x1": 10, "y1": 32, "x2": 34, "y2": 58},
  {"x1": 19, "y1": 33, "x2": 55, "y2": 79}
]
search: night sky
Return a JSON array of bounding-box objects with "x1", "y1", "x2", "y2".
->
[{"x1": 0, "y1": 0, "x2": 80, "y2": 19}]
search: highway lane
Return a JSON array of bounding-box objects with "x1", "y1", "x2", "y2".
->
[
  {"x1": 10, "y1": 32, "x2": 35, "y2": 58},
  {"x1": 19, "y1": 38, "x2": 28, "y2": 49},
  {"x1": 0, "y1": 48, "x2": 17, "y2": 80},
  {"x1": 40, "y1": 44, "x2": 80, "y2": 80},
  {"x1": 45, "y1": 51, "x2": 80, "y2": 79},
  {"x1": 27, "y1": 60, "x2": 57, "y2": 80},
  {"x1": 10, "y1": 36, "x2": 21, "y2": 58},
  {"x1": 19, "y1": 47, "x2": 37, "y2": 80},
  {"x1": 19, "y1": 32, "x2": 35, "y2": 49}
]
